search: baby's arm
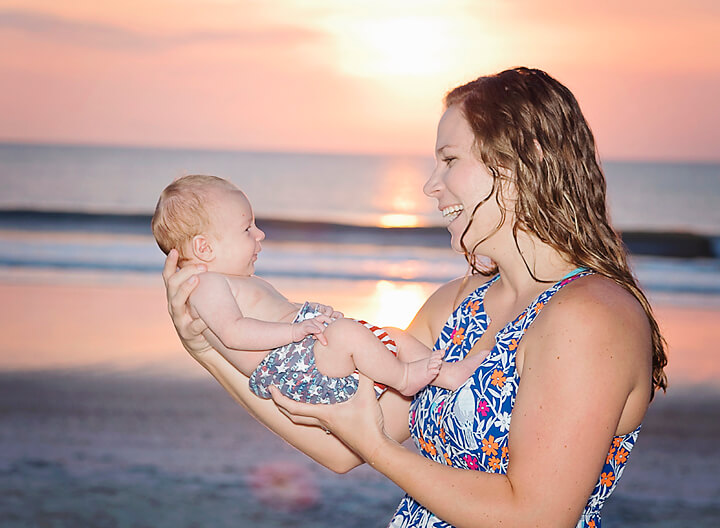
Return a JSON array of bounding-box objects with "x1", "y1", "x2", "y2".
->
[{"x1": 189, "y1": 273, "x2": 329, "y2": 358}]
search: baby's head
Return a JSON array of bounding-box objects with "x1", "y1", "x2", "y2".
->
[{"x1": 152, "y1": 174, "x2": 265, "y2": 275}]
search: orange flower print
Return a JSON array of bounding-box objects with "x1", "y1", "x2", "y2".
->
[
  {"x1": 534, "y1": 302, "x2": 545, "y2": 315},
  {"x1": 508, "y1": 338, "x2": 518, "y2": 351},
  {"x1": 489, "y1": 456, "x2": 501, "y2": 471},
  {"x1": 439, "y1": 427, "x2": 446, "y2": 444},
  {"x1": 424, "y1": 440, "x2": 437, "y2": 457},
  {"x1": 452, "y1": 327, "x2": 465, "y2": 345},
  {"x1": 600, "y1": 471, "x2": 615, "y2": 487},
  {"x1": 490, "y1": 369, "x2": 507, "y2": 388},
  {"x1": 588, "y1": 521, "x2": 596, "y2": 528},
  {"x1": 481, "y1": 435, "x2": 499, "y2": 457},
  {"x1": 606, "y1": 448, "x2": 615, "y2": 464},
  {"x1": 443, "y1": 452, "x2": 453, "y2": 466},
  {"x1": 615, "y1": 448, "x2": 628, "y2": 464},
  {"x1": 501, "y1": 446, "x2": 509, "y2": 459},
  {"x1": 613, "y1": 437, "x2": 622, "y2": 448},
  {"x1": 467, "y1": 300, "x2": 480, "y2": 315}
]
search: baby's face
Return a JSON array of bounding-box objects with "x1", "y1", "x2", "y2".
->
[{"x1": 208, "y1": 189, "x2": 265, "y2": 276}]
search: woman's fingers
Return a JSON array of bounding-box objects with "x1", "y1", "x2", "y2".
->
[
  {"x1": 169, "y1": 275, "x2": 197, "y2": 315},
  {"x1": 269, "y1": 374, "x2": 380, "y2": 435},
  {"x1": 162, "y1": 249, "x2": 179, "y2": 286},
  {"x1": 269, "y1": 386, "x2": 326, "y2": 427},
  {"x1": 167, "y1": 266, "x2": 205, "y2": 313},
  {"x1": 188, "y1": 317, "x2": 209, "y2": 336}
]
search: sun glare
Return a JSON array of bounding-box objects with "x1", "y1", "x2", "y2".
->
[{"x1": 366, "y1": 280, "x2": 431, "y2": 329}]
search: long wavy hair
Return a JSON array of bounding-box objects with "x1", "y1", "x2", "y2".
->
[{"x1": 445, "y1": 67, "x2": 667, "y2": 399}]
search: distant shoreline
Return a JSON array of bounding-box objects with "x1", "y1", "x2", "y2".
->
[{"x1": 1, "y1": 208, "x2": 718, "y2": 259}]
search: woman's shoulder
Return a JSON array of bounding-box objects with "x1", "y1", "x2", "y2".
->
[
  {"x1": 531, "y1": 273, "x2": 651, "y2": 353},
  {"x1": 551, "y1": 273, "x2": 646, "y2": 319},
  {"x1": 521, "y1": 273, "x2": 653, "y2": 434}
]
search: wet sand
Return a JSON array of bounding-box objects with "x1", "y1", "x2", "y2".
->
[{"x1": 1, "y1": 275, "x2": 719, "y2": 526}]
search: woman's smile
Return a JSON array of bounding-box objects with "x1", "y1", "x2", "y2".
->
[{"x1": 441, "y1": 204, "x2": 464, "y2": 223}]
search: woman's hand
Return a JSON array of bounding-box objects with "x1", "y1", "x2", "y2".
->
[
  {"x1": 162, "y1": 249, "x2": 211, "y2": 357},
  {"x1": 269, "y1": 373, "x2": 389, "y2": 460}
]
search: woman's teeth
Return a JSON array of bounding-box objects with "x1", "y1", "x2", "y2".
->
[{"x1": 442, "y1": 205, "x2": 463, "y2": 222}]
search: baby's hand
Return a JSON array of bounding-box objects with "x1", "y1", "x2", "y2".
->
[
  {"x1": 310, "y1": 302, "x2": 344, "y2": 321},
  {"x1": 292, "y1": 315, "x2": 333, "y2": 345}
]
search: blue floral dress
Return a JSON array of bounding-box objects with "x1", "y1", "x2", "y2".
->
[{"x1": 389, "y1": 270, "x2": 640, "y2": 528}]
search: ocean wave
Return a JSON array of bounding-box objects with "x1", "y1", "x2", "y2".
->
[{"x1": 2, "y1": 209, "x2": 719, "y2": 259}]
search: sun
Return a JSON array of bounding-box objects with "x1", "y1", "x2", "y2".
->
[
  {"x1": 333, "y1": 16, "x2": 457, "y2": 78},
  {"x1": 312, "y1": 6, "x2": 507, "y2": 81}
]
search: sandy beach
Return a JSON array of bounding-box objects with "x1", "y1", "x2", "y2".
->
[{"x1": 1, "y1": 274, "x2": 719, "y2": 527}]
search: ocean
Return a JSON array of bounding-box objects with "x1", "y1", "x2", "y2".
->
[
  {"x1": 1, "y1": 142, "x2": 719, "y2": 527},
  {"x1": 1, "y1": 142, "x2": 719, "y2": 299}
]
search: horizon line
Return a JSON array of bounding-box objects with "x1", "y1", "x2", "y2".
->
[{"x1": 1, "y1": 138, "x2": 719, "y2": 165}]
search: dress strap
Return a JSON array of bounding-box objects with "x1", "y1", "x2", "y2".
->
[
  {"x1": 498, "y1": 268, "x2": 594, "y2": 340},
  {"x1": 560, "y1": 266, "x2": 588, "y2": 280}
]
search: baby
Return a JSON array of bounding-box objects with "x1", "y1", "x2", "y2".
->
[{"x1": 152, "y1": 174, "x2": 485, "y2": 404}]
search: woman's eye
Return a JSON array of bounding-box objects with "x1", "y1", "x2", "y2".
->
[{"x1": 443, "y1": 157, "x2": 456, "y2": 166}]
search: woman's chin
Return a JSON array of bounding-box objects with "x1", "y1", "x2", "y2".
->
[{"x1": 447, "y1": 221, "x2": 468, "y2": 254}]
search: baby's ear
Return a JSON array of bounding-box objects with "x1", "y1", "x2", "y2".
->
[{"x1": 191, "y1": 234, "x2": 214, "y2": 262}]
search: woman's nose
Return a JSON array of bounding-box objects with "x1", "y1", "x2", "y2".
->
[{"x1": 423, "y1": 165, "x2": 442, "y2": 198}]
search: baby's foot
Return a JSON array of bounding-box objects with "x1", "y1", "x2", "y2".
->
[
  {"x1": 399, "y1": 349, "x2": 444, "y2": 396},
  {"x1": 433, "y1": 349, "x2": 490, "y2": 391}
]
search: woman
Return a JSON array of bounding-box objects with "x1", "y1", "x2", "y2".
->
[{"x1": 164, "y1": 67, "x2": 667, "y2": 527}]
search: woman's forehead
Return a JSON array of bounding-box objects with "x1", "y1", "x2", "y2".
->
[{"x1": 436, "y1": 105, "x2": 474, "y2": 150}]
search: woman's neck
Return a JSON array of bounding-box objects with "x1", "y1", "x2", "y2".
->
[{"x1": 487, "y1": 230, "x2": 576, "y2": 300}]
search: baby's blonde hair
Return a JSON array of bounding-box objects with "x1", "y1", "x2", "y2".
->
[{"x1": 151, "y1": 174, "x2": 238, "y2": 263}]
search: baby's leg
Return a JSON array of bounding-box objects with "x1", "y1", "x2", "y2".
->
[{"x1": 313, "y1": 319, "x2": 441, "y2": 396}]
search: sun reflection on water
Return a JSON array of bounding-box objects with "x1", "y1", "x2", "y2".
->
[{"x1": 378, "y1": 214, "x2": 420, "y2": 228}]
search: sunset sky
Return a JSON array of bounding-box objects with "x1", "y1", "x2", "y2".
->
[{"x1": 1, "y1": 0, "x2": 718, "y2": 161}]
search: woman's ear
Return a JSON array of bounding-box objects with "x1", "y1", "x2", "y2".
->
[{"x1": 191, "y1": 234, "x2": 215, "y2": 262}]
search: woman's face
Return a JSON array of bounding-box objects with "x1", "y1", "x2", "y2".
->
[{"x1": 424, "y1": 104, "x2": 510, "y2": 254}]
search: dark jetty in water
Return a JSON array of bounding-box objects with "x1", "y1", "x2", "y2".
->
[{"x1": 0, "y1": 209, "x2": 717, "y2": 259}]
